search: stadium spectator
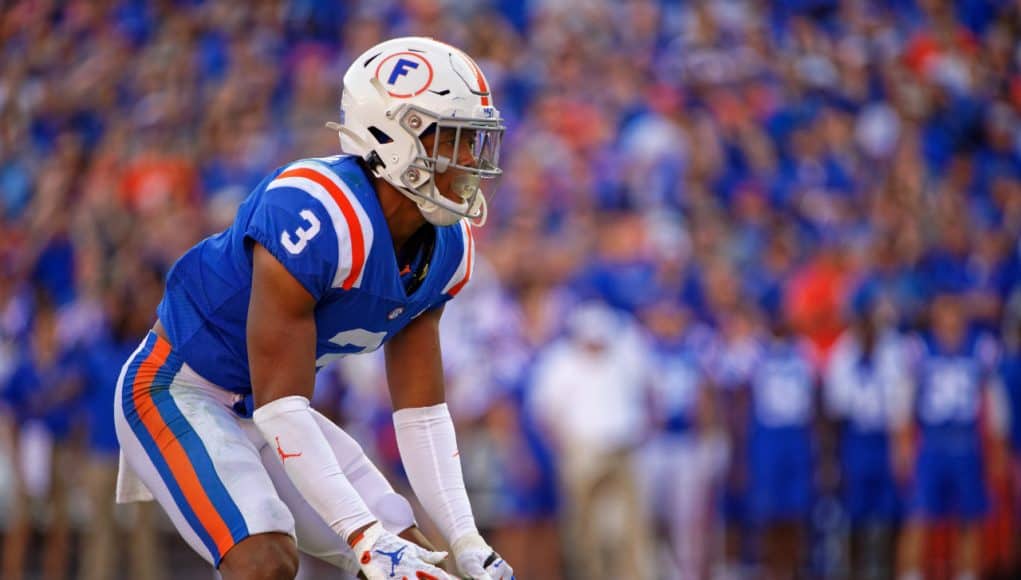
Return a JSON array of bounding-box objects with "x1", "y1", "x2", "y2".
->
[
  {"x1": 824, "y1": 288, "x2": 908, "y2": 579},
  {"x1": 710, "y1": 304, "x2": 762, "y2": 579},
  {"x1": 896, "y1": 292, "x2": 1008, "y2": 580},
  {"x1": 637, "y1": 297, "x2": 721, "y2": 579},
  {"x1": 77, "y1": 261, "x2": 165, "y2": 580},
  {"x1": 0, "y1": 293, "x2": 81, "y2": 580},
  {"x1": 529, "y1": 302, "x2": 654, "y2": 580},
  {"x1": 746, "y1": 313, "x2": 817, "y2": 580}
]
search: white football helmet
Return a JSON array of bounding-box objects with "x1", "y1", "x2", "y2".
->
[{"x1": 331, "y1": 37, "x2": 504, "y2": 227}]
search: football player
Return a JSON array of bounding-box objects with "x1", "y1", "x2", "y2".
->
[
  {"x1": 113, "y1": 37, "x2": 513, "y2": 580},
  {"x1": 824, "y1": 289, "x2": 906, "y2": 579},
  {"x1": 896, "y1": 293, "x2": 1006, "y2": 580},
  {"x1": 747, "y1": 313, "x2": 816, "y2": 579}
]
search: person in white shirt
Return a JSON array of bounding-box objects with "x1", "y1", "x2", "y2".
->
[{"x1": 528, "y1": 302, "x2": 654, "y2": 580}]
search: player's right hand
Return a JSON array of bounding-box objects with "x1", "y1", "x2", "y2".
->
[{"x1": 351, "y1": 521, "x2": 453, "y2": 580}]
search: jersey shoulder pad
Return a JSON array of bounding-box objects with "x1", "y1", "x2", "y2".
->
[
  {"x1": 440, "y1": 220, "x2": 475, "y2": 298},
  {"x1": 249, "y1": 159, "x2": 376, "y2": 298}
]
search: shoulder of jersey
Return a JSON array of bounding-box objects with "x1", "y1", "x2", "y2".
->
[
  {"x1": 264, "y1": 156, "x2": 376, "y2": 291},
  {"x1": 440, "y1": 220, "x2": 475, "y2": 298}
]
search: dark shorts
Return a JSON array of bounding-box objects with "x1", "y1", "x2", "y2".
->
[{"x1": 908, "y1": 442, "x2": 988, "y2": 521}]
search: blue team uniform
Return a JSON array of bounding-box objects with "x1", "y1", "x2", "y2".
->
[
  {"x1": 908, "y1": 330, "x2": 996, "y2": 521},
  {"x1": 748, "y1": 339, "x2": 815, "y2": 523},
  {"x1": 826, "y1": 332, "x2": 903, "y2": 523},
  {"x1": 1002, "y1": 353, "x2": 1021, "y2": 458},
  {"x1": 655, "y1": 346, "x2": 701, "y2": 435},
  {"x1": 650, "y1": 326, "x2": 714, "y2": 435},
  {"x1": 156, "y1": 155, "x2": 475, "y2": 395},
  {"x1": 712, "y1": 336, "x2": 761, "y2": 526},
  {"x1": 83, "y1": 333, "x2": 139, "y2": 454},
  {"x1": 2, "y1": 347, "x2": 82, "y2": 439},
  {"x1": 116, "y1": 155, "x2": 476, "y2": 566}
]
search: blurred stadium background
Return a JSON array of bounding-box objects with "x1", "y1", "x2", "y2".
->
[{"x1": 2, "y1": 0, "x2": 1021, "y2": 578}]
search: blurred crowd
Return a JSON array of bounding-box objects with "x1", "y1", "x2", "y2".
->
[{"x1": 2, "y1": 0, "x2": 1021, "y2": 578}]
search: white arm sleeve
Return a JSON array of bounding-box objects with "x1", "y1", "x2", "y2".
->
[
  {"x1": 393, "y1": 402, "x2": 478, "y2": 544},
  {"x1": 310, "y1": 409, "x2": 416, "y2": 532},
  {"x1": 253, "y1": 396, "x2": 375, "y2": 540}
]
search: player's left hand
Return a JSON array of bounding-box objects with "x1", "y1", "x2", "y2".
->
[{"x1": 451, "y1": 533, "x2": 514, "y2": 580}]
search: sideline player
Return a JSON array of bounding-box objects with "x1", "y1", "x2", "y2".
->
[
  {"x1": 824, "y1": 291, "x2": 905, "y2": 579},
  {"x1": 747, "y1": 314, "x2": 816, "y2": 579},
  {"x1": 896, "y1": 293, "x2": 1006, "y2": 580},
  {"x1": 113, "y1": 37, "x2": 514, "y2": 580}
]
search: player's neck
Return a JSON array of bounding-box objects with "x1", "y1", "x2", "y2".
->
[{"x1": 374, "y1": 177, "x2": 428, "y2": 250}]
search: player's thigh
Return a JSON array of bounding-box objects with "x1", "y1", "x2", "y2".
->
[{"x1": 114, "y1": 333, "x2": 295, "y2": 568}]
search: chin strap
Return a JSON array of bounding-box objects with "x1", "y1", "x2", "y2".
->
[
  {"x1": 469, "y1": 193, "x2": 487, "y2": 227},
  {"x1": 396, "y1": 180, "x2": 487, "y2": 227}
]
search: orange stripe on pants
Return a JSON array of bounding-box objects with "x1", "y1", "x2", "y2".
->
[{"x1": 130, "y1": 339, "x2": 237, "y2": 559}]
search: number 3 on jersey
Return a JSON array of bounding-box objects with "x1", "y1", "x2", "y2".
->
[{"x1": 281, "y1": 209, "x2": 321, "y2": 254}]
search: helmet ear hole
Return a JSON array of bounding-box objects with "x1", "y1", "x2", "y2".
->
[{"x1": 367, "y1": 126, "x2": 393, "y2": 144}]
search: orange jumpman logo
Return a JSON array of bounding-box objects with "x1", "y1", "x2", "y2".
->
[{"x1": 275, "y1": 436, "x2": 303, "y2": 463}]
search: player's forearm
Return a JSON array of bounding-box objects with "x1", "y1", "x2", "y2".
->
[
  {"x1": 310, "y1": 409, "x2": 419, "y2": 534},
  {"x1": 253, "y1": 396, "x2": 376, "y2": 541},
  {"x1": 393, "y1": 402, "x2": 479, "y2": 544},
  {"x1": 393, "y1": 403, "x2": 513, "y2": 578},
  {"x1": 384, "y1": 307, "x2": 479, "y2": 545}
]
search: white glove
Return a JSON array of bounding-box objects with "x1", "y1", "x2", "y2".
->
[
  {"x1": 451, "y1": 533, "x2": 514, "y2": 580},
  {"x1": 351, "y1": 522, "x2": 453, "y2": 580}
]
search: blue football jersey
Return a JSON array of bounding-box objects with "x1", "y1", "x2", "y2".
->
[
  {"x1": 912, "y1": 330, "x2": 997, "y2": 435},
  {"x1": 649, "y1": 325, "x2": 715, "y2": 434},
  {"x1": 747, "y1": 339, "x2": 816, "y2": 523},
  {"x1": 651, "y1": 342, "x2": 702, "y2": 434},
  {"x1": 824, "y1": 330, "x2": 906, "y2": 434},
  {"x1": 2, "y1": 346, "x2": 82, "y2": 436},
  {"x1": 750, "y1": 339, "x2": 815, "y2": 430},
  {"x1": 157, "y1": 155, "x2": 475, "y2": 393}
]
